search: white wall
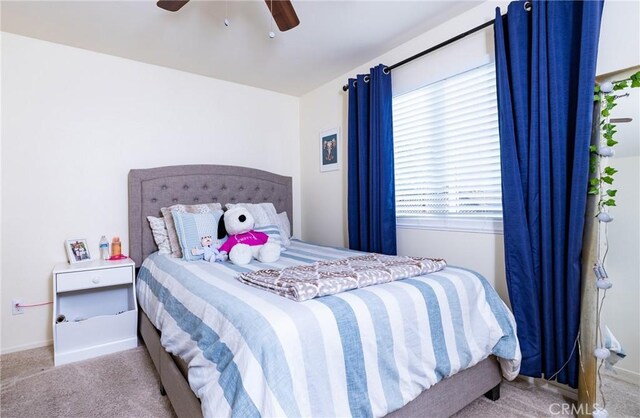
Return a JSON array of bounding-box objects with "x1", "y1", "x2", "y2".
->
[
  {"x1": 595, "y1": 65, "x2": 640, "y2": 381},
  {"x1": 300, "y1": 0, "x2": 511, "y2": 300},
  {"x1": 0, "y1": 32, "x2": 300, "y2": 353},
  {"x1": 601, "y1": 155, "x2": 640, "y2": 382},
  {"x1": 596, "y1": 0, "x2": 640, "y2": 76},
  {"x1": 595, "y1": 0, "x2": 640, "y2": 380}
]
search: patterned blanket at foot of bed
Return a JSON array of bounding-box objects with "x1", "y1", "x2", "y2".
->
[{"x1": 237, "y1": 254, "x2": 447, "y2": 301}]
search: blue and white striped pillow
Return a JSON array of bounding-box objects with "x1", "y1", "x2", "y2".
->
[
  {"x1": 172, "y1": 209, "x2": 224, "y2": 261},
  {"x1": 255, "y1": 224, "x2": 286, "y2": 251}
]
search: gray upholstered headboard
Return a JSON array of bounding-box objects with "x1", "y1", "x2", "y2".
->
[{"x1": 128, "y1": 165, "x2": 293, "y2": 267}]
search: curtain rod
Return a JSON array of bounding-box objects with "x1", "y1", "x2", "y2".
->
[{"x1": 341, "y1": 18, "x2": 496, "y2": 92}]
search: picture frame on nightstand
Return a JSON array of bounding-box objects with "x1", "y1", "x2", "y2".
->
[{"x1": 65, "y1": 239, "x2": 91, "y2": 264}]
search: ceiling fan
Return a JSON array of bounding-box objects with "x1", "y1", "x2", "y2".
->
[{"x1": 156, "y1": 0, "x2": 300, "y2": 32}]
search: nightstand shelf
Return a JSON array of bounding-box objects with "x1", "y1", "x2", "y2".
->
[{"x1": 52, "y1": 258, "x2": 138, "y2": 366}]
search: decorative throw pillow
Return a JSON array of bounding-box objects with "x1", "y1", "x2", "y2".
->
[
  {"x1": 226, "y1": 203, "x2": 291, "y2": 247},
  {"x1": 147, "y1": 216, "x2": 172, "y2": 255},
  {"x1": 277, "y1": 211, "x2": 292, "y2": 238},
  {"x1": 171, "y1": 209, "x2": 224, "y2": 261},
  {"x1": 225, "y1": 203, "x2": 271, "y2": 225},
  {"x1": 160, "y1": 202, "x2": 223, "y2": 258},
  {"x1": 254, "y1": 225, "x2": 286, "y2": 251}
]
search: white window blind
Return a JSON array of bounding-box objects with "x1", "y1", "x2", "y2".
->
[{"x1": 392, "y1": 63, "x2": 502, "y2": 233}]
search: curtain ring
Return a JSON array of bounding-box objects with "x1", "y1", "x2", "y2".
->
[
  {"x1": 364, "y1": 75, "x2": 370, "y2": 83},
  {"x1": 352, "y1": 80, "x2": 357, "y2": 88},
  {"x1": 383, "y1": 67, "x2": 390, "y2": 75},
  {"x1": 524, "y1": 1, "x2": 532, "y2": 11}
]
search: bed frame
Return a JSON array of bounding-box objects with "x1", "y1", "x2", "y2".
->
[{"x1": 128, "y1": 164, "x2": 502, "y2": 418}]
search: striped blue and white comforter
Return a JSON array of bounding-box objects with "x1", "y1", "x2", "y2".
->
[{"x1": 137, "y1": 240, "x2": 521, "y2": 418}]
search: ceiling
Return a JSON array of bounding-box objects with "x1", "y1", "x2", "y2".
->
[{"x1": 1, "y1": 0, "x2": 481, "y2": 96}]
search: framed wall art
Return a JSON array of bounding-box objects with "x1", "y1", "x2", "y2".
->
[{"x1": 320, "y1": 127, "x2": 340, "y2": 172}]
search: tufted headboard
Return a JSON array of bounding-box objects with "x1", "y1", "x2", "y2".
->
[{"x1": 128, "y1": 165, "x2": 293, "y2": 267}]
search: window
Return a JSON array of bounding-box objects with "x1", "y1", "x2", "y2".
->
[{"x1": 392, "y1": 63, "x2": 502, "y2": 233}]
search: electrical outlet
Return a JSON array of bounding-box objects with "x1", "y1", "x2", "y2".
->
[{"x1": 12, "y1": 299, "x2": 24, "y2": 315}]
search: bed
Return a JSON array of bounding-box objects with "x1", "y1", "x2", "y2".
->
[{"x1": 128, "y1": 164, "x2": 520, "y2": 418}]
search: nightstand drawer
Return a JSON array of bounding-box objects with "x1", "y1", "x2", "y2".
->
[{"x1": 57, "y1": 266, "x2": 133, "y2": 292}]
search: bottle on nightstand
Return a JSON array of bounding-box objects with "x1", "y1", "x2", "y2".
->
[
  {"x1": 111, "y1": 236, "x2": 122, "y2": 258},
  {"x1": 99, "y1": 236, "x2": 110, "y2": 260}
]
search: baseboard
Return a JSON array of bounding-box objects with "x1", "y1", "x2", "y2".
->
[
  {"x1": 54, "y1": 337, "x2": 137, "y2": 366},
  {"x1": 0, "y1": 339, "x2": 53, "y2": 355},
  {"x1": 514, "y1": 376, "x2": 579, "y2": 401},
  {"x1": 604, "y1": 366, "x2": 640, "y2": 385}
]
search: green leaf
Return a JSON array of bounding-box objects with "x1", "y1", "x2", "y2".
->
[
  {"x1": 632, "y1": 79, "x2": 640, "y2": 88},
  {"x1": 607, "y1": 138, "x2": 618, "y2": 146},
  {"x1": 602, "y1": 176, "x2": 614, "y2": 184},
  {"x1": 613, "y1": 81, "x2": 628, "y2": 90},
  {"x1": 594, "y1": 85, "x2": 601, "y2": 93},
  {"x1": 589, "y1": 145, "x2": 597, "y2": 152},
  {"x1": 588, "y1": 187, "x2": 599, "y2": 195},
  {"x1": 631, "y1": 71, "x2": 640, "y2": 81},
  {"x1": 594, "y1": 94, "x2": 601, "y2": 102},
  {"x1": 602, "y1": 109, "x2": 610, "y2": 117},
  {"x1": 590, "y1": 178, "x2": 600, "y2": 186},
  {"x1": 603, "y1": 199, "x2": 616, "y2": 207},
  {"x1": 604, "y1": 166, "x2": 618, "y2": 175},
  {"x1": 606, "y1": 189, "x2": 617, "y2": 197},
  {"x1": 603, "y1": 133, "x2": 613, "y2": 140},
  {"x1": 606, "y1": 95, "x2": 616, "y2": 102}
]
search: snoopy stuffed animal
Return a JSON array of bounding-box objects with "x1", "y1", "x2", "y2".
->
[{"x1": 218, "y1": 206, "x2": 280, "y2": 265}]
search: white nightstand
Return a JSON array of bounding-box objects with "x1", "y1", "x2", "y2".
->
[{"x1": 52, "y1": 258, "x2": 138, "y2": 366}]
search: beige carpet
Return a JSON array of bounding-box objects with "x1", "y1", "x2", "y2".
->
[
  {"x1": 1, "y1": 345, "x2": 638, "y2": 418},
  {"x1": 1, "y1": 345, "x2": 174, "y2": 418}
]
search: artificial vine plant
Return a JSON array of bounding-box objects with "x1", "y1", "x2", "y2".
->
[{"x1": 589, "y1": 70, "x2": 640, "y2": 209}]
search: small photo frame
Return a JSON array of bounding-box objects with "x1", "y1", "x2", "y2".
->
[
  {"x1": 320, "y1": 127, "x2": 340, "y2": 172},
  {"x1": 65, "y1": 239, "x2": 91, "y2": 264}
]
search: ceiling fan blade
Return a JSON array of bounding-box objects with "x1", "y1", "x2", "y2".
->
[
  {"x1": 157, "y1": 0, "x2": 190, "y2": 12},
  {"x1": 265, "y1": 0, "x2": 300, "y2": 32}
]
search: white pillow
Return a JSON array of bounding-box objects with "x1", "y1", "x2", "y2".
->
[
  {"x1": 278, "y1": 211, "x2": 291, "y2": 238},
  {"x1": 172, "y1": 209, "x2": 224, "y2": 261},
  {"x1": 254, "y1": 224, "x2": 286, "y2": 251},
  {"x1": 226, "y1": 203, "x2": 291, "y2": 247},
  {"x1": 147, "y1": 216, "x2": 172, "y2": 255},
  {"x1": 160, "y1": 202, "x2": 223, "y2": 258}
]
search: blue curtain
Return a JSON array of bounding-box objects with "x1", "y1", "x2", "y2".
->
[
  {"x1": 494, "y1": 0, "x2": 603, "y2": 387},
  {"x1": 347, "y1": 64, "x2": 397, "y2": 255}
]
